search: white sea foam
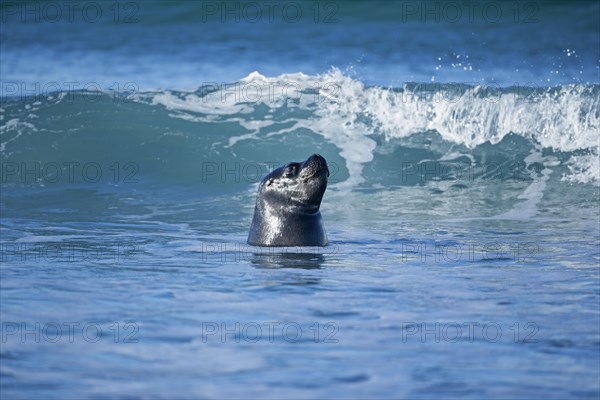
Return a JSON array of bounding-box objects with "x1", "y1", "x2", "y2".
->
[
  {"x1": 148, "y1": 69, "x2": 599, "y2": 186},
  {"x1": 0, "y1": 118, "x2": 37, "y2": 154}
]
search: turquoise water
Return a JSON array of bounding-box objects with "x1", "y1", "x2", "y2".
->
[{"x1": 1, "y1": 1, "x2": 599, "y2": 399}]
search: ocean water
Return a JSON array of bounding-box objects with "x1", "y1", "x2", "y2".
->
[{"x1": 1, "y1": 1, "x2": 599, "y2": 399}]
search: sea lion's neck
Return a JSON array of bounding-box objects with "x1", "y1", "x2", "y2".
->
[{"x1": 248, "y1": 200, "x2": 327, "y2": 246}]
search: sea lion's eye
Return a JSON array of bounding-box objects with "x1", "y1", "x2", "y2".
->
[{"x1": 284, "y1": 164, "x2": 299, "y2": 177}]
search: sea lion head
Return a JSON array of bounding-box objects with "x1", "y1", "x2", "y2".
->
[
  {"x1": 248, "y1": 154, "x2": 329, "y2": 246},
  {"x1": 259, "y1": 153, "x2": 329, "y2": 211}
]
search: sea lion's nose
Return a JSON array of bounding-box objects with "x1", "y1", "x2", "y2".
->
[
  {"x1": 306, "y1": 154, "x2": 328, "y2": 177},
  {"x1": 309, "y1": 154, "x2": 327, "y2": 166}
]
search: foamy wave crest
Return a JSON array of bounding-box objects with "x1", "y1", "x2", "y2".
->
[{"x1": 147, "y1": 69, "x2": 599, "y2": 185}]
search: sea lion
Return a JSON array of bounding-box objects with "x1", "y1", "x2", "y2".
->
[{"x1": 247, "y1": 154, "x2": 329, "y2": 246}]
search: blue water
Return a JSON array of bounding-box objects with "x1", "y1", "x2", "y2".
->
[{"x1": 1, "y1": 1, "x2": 599, "y2": 399}]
